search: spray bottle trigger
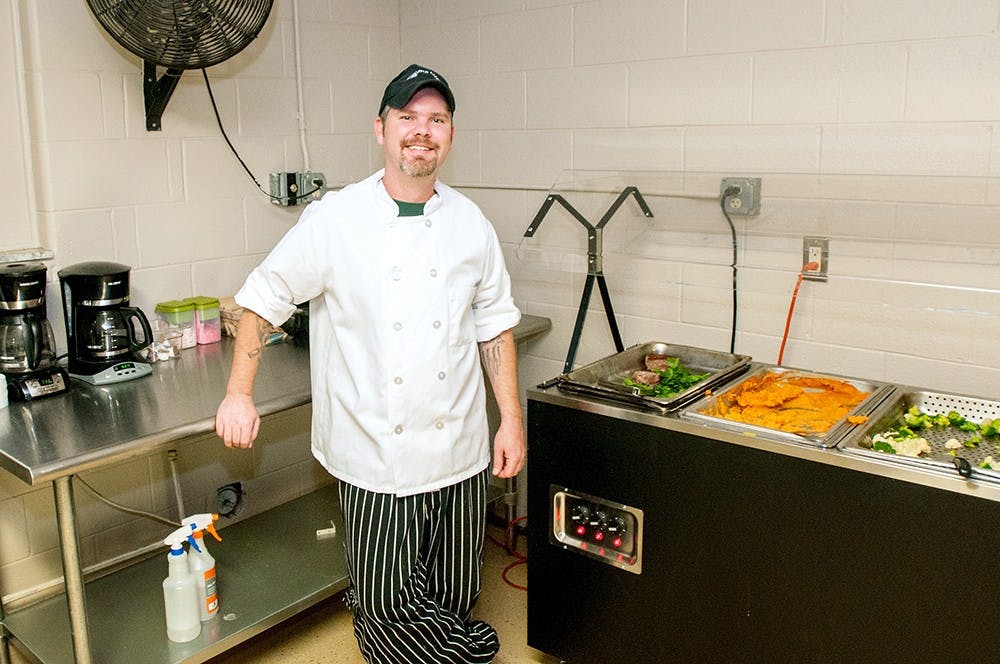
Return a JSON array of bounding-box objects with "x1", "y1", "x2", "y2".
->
[
  {"x1": 205, "y1": 521, "x2": 221, "y2": 542},
  {"x1": 182, "y1": 513, "x2": 222, "y2": 542}
]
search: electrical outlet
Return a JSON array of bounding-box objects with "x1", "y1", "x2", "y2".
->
[
  {"x1": 269, "y1": 171, "x2": 326, "y2": 206},
  {"x1": 721, "y1": 177, "x2": 761, "y2": 216},
  {"x1": 802, "y1": 236, "x2": 829, "y2": 281}
]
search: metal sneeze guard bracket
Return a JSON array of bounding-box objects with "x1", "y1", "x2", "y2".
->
[{"x1": 523, "y1": 187, "x2": 653, "y2": 373}]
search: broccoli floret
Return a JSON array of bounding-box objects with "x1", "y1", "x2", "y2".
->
[
  {"x1": 980, "y1": 419, "x2": 1000, "y2": 437},
  {"x1": 947, "y1": 411, "x2": 966, "y2": 425}
]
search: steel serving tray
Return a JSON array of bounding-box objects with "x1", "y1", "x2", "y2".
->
[
  {"x1": 554, "y1": 342, "x2": 752, "y2": 414},
  {"x1": 680, "y1": 366, "x2": 895, "y2": 448},
  {"x1": 840, "y1": 389, "x2": 1000, "y2": 484}
]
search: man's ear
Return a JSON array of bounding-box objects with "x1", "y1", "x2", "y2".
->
[{"x1": 374, "y1": 116, "x2": 385, "y2": 145}]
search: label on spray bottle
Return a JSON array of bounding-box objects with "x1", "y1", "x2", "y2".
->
[
  {"x1": 202, "y1": 566, "x2": 219, "y2": 615},
  {"x1": 190, "y1": 530, "x2": 219, "y2": 620}
]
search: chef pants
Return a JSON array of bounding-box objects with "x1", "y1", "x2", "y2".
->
[{"x1": 339, "y1": 468, "x2": 499, "y2": 664}]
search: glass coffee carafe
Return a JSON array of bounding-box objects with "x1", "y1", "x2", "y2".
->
[
  {"x1": 79, "y1": 307, "x2": 151, "y2": 361},
  {"x1": 0, "y1": 311, "x2": 59, "y2": 374}
]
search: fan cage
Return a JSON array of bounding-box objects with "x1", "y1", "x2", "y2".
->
[{"x1": 87, "y1": 0, "x2": 273, "y2": 70}]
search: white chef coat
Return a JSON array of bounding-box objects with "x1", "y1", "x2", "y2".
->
[{"x1": 236, "y1": 170, "x2": 521, "y2": 496}]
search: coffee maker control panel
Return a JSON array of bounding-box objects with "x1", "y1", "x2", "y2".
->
[
  {"x1": 75, "y1": 360, "x2": 153, "y2": 386},
  {"x1": 9, "y1": 368, "x2": 69, "y2": 400}
]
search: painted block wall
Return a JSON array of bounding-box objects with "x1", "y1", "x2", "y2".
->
[
  {"x1": 2, "y1": 0, "x2": 1000, "y2": 604},
  {"x1": 408, "y1": 0, "x2": 1000, "y2": 397}
]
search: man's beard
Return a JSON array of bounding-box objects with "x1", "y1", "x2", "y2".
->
[
  {"x1": 399, "y1": 144, "x2": 438, "y2": 177},
  {"x1": 400, "y1": 156, "x2": 438, "y2": 177}
]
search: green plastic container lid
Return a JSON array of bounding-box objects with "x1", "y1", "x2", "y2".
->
[
  {"x1": 185, "y1": 296, "x2": 220, "y2": 310},
  {"x1": 155, "y1": 299, "x2": 194, "y2": 313}
]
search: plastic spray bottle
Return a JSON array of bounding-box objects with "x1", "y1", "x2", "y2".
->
[
  {"x1": 162, "y1": 526, "x2": 201, "y2": 643},
  {"x1": 182, "y1": 513, "x2": 222, "y2": 621}
]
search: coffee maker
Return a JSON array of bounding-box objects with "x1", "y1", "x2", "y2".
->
[
  {"x1": 58, "y1": 261, "x2": 153, "y2": 385},
  {"x1": 0, "y1": 262, "x2": 70, "y2": 400}
]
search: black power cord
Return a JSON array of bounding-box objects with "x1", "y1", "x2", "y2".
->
[
  {"x1": 201, "y1": 69, "x2": 322, "y2": 203},
  {"x1": 720, "y1": 186, "x2": 740, "y2": 354}
]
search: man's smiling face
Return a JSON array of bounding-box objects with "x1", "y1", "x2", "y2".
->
[{"x1": 376, "y1": 87, "x2": 454, "y2": 181}]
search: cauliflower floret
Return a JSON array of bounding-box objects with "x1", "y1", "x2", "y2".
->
[
  {"x1": 944, "y1": 438, "x2": 962, "y2": 450},
  {"x1": 891, "y1": 437, "x2": 932, "y2": 458}
]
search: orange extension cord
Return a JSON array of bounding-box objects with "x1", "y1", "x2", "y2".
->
[{"x1": 777, "y1": 262, "x2": 818, "y2": 366}]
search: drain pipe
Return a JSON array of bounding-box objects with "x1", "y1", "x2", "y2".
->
[
  {"x1": 167, "y1": 450, "x2": 185, "y2": 520},
  {"x1": 292, "y1": 0, "x2": 310, "y2": 171}
]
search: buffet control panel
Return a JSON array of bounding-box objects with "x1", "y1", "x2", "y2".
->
[{"x1": 550, "y1": 486, "x2": 643, "y2": 574}]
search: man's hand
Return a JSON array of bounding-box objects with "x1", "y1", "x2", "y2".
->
[
  {"x1": 492, "y1": 420, "x2": 525, "y2": 478},
  {"x1": 215, "y1": 393, "x2": 260, "y2": 448}
]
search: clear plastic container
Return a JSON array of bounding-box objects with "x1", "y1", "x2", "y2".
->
[
  {"x1": 187, "y1": 296, "x2": 222, "y2": 345},
  {"x1": 154, "y1": 300, "x2": 197, "y2": 349}
]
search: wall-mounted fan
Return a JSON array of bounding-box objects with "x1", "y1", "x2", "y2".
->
[{"x1": 86, "y1": 0, "x2": 274, "y2": 131}]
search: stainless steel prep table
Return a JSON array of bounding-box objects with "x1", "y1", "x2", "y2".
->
[{"x1": 0, "y1": 314, "x2": 551, "y2": 664}]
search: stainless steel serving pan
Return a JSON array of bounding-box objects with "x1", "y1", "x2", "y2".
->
[
  {"x1": 554, "y1": 341, "x2": 752, "y2": 414},
  {"x1": 840, "y1": 389, "x2": 1000, "y2": 484},
  {"x1": 680, "y1": 366, "x2": 895, "y2": 448}
]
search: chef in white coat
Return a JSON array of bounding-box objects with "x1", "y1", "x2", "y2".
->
[{"x1": 215, "y1": 64, "x2": 524, "y2": 664}]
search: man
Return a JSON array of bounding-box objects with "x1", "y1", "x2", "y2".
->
[{"x1": 215, "y1": 64, "x2": 524, "y2": 663}]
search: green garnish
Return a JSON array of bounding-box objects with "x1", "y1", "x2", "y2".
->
[{"x1": 624, "y1": 358, "x2": 709, "y2": 398}]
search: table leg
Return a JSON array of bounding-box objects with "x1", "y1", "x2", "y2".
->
[
  {"x1": 53, "y1": 476, "x2": 92, "y2": 664},
  {"x1": 0, "y1": 621, "x2": 9, "y2": 664}
]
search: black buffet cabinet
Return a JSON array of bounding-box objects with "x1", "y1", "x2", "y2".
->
[{"x1": 526, "y1": 396, "x2": 1000, "y2": 664}]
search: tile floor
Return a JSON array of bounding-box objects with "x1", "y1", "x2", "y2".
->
[{"x1": 206, "y1": 520, "x2": 561, "y2": 663}]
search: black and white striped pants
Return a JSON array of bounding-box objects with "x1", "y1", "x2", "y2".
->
[{"x1": 338, "y1": 469, "x2": 499, "y2": 664}]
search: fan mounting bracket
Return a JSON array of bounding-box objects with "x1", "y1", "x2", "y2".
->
[{"x1": 143, "y1": 60, "x2": 183, "y2": 131}]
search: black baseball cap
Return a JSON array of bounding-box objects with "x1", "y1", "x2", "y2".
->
[{"x1": 378, "y1": 64, "x2": 455, "y2": 116}]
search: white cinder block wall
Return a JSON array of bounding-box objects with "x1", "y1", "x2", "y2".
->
[{"x1": 2, "y1": 0, "x2": 1000, "y2": 602}]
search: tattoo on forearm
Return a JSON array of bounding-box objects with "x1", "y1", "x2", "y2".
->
[
  {"x1": 479, "y1": 334, "x2": 505, "y2": 378},
  {"x1": 246, "y1": 317, "x2": 270, "y2": 360}
]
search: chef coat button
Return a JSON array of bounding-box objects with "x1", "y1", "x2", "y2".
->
[
  {"x1": 429, "y1": 268, "x2": 437, "y2": 278},
  {"x1": 435, "y1": 421, "x2": 444, "y2": 430},
  {"x1": 393, "y1": 322, "x2": 403, "y2": 331},
  {"x1": 433, "y1": 320, "x2": 441, "y2": 329},
  {"x1": 394, "y1": 376, "x2": 403, "y2": 385},
  {"x1": 425, "y1": 219, "x2": 432, "y2": 227},
  {"x1": 437, "y1": 371, "x2": 446, "y2": 380},
  {"x1": 394, "y1": 425, "x2": 403, "y2": 435}
]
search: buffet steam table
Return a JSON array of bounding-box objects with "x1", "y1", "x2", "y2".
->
[
  {"x1": 526, "y1": 384, "x2": 1000, "y2": 663},
  {"x1": 0, "y1": 315, "x2": 551, "y2": 664}
]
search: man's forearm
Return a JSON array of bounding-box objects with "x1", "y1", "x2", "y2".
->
[
  {"x1": 479, "y1": 329, "x2": 522, "y2": 424},
  {"x1": 226, "y1": 308, "x2": 272, "y2": 397}
]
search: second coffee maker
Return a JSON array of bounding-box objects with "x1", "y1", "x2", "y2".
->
[{"x1": 58, "y1": 261, "x2": 153, "y2": 385}]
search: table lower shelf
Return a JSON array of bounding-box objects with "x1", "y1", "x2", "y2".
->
[{"x1": 3, "y1": 483, "x2": 348, "y2": 664}]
